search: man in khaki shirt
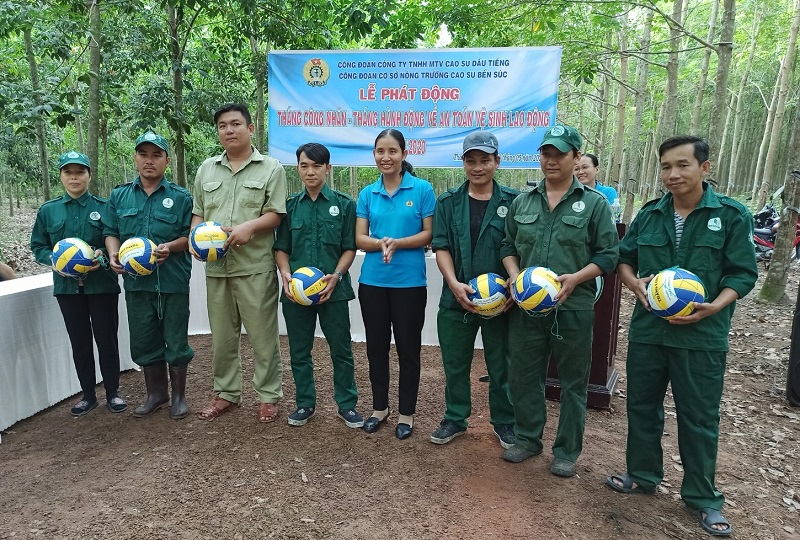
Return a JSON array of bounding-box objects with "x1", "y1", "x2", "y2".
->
[{"x1": 192, "y1": 103, "x2": 287, "y2": 423}]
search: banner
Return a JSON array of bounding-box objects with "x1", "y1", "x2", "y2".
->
[{"x1": 268, "y1": 47, "x2": 562, "y2": 168}]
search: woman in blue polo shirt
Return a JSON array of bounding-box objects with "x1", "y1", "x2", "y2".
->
[{"x1": 356, "y1": 129, "x2": 435, "y2": 440}]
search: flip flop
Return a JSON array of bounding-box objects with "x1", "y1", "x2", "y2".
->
[
  {"x1": 606, "y1": 473, "x2": 656, "y2": 494},
  {"x1": 197, "y1": 397, "x2": 238, "y2": 421},
  {"x1": 258, "y1": 402, "x2": 279, "y2": 424},
  {"x1": 692, "y1": 507, "x2": 732, "y2": 537}
]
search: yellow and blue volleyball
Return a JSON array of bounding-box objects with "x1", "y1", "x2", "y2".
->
[
  {"x1": 189, "y1": 221, "x2": 229, "y2": 262},
  {"x1": 512, "y1": 266, "x2": 561, "y2": 314},
  {"x1": 647, "y1": 267, "x2": 706, "y2": 320},
  {"x1": 51, "y1": 237, "x2": 95, "y2": 277},
  {"x1": 118, "y1": 237, "x2": 158, "y2": 276},
  {"x1": 289, "y1": 266, "x2": 327, "y2": 306},
  {"x1": 467, "y1": 273, "x2": 509, "y2": 317}
]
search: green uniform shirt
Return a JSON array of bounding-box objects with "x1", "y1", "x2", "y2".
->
[
  {"x1": 30, "y1": 192, "x2": 120, "y2": 295},
  {"x1": 500, "y1": 177, "x2": 619, "y2": 310},
  {"x1": 432, "y1": 180, "x2": 519, "y2": 311},
  {"x1": 192, "y1": 147, "x2": 287, "y2": 277},
  {"x1": 274, "y1": 183, "x2": 356, "y2": 303},
  {"x1": 619, "y1": 183, "x2": 757, "y2": 351},
  {"x1": 103, "y1": 177, "x2": 193, "y2": 294}
]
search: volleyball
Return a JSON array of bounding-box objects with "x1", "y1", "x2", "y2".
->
[
  {"x1": 467, "y1": 273, "x2": 509, "y2": 317},
  {"x1": 289, "y1": 266, "x2": 327, "y2": 306},
  {"x1": 189, "y1": 221, "x2": 228, "y2": 262},
  {"x1": 118, "y1": 237, "x2": 158, "y2": 276},
  {"x1": 647, "y1": 267, "x2": 706, "y2": 319},
  {"x1": 512, "y1": 266, "x2": 561, "y2": 314},
  {"x1": 51, "y1": 237, "x2": 95, "y2": 277}
]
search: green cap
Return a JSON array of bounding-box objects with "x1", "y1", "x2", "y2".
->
[
  {"x1": 539, "y1": 124, "x2": 582, "y2": 153},
  {"x1": 58, "y1": 151, "x2": 91, "y2": 170},
  {"x1": 135, "y1": 131, "x2": 169, "y2": 154}
]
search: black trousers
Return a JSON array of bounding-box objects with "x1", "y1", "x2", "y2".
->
[
  {"x1": 56, "y1": 292, "x2": 120, "y2": 401},
  {"x1": 358, "y1": 284, "x2": 427, "y2": 416}
]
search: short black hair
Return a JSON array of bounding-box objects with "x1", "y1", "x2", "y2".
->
[
  {"x1": 659, "y1": 135, "x2": 709, "y2": 164},
  {"x1": 214, "y1": 103, "x2": 252, "y2": 125},
  {"x1": 296, "y1": 142, "x2": 330, "y2": 165},
  {"x1": 583, "y1": 153, "x2": 599, "y2": 167}
]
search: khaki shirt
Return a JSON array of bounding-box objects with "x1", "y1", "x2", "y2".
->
[
  {"x1": 273, "y1": 183, "x2": 356, "y2": 302},
  {"x1": 30, "y1": 192, "x2": 120, "y2": 295},
  {"x1": 500, "y1": 177, "x2": 619, "y2": 310},
  {"x1": 193, "y1": 147, "x2": 287, "y2": 277},
  {"x1": 619, "y1": 183, "x2": 758, "y2": 351}
]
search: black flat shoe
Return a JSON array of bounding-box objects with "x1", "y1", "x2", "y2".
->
[
  {"x1": 363, "y1": 412, "x2": 389, "y2": 433},
  {"x1": 395, "y1": 423, "x2": 413, "y2": 440}
]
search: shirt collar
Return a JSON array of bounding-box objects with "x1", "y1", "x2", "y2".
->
[
  {"x1": 61, "y1": 191, "x2": 91, "y2": 206},
  {"x1": 372, "y1": 171, "x2": 415, "y2": 194},
  {"x1": 654, "y1": 182, "x2": 720, "y2": 214},
  {"x1": 217, "y1": 146, "x2": 264, "y2": 167},
  {"x1": 300, "y1": 182, "x2": 333, "y2": 202},
  {"x1": 133, "y1": 176, "x2": 169, "y2": 192},
  {"x1": 536, "y1": 176, "x2": 585, "y2": 197}
]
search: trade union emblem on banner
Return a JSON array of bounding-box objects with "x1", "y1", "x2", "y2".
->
[{"x1": 303, "y1": 58, "x2": 330, "y2": 87}]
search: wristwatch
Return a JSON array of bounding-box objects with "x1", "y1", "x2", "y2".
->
[{"x1": 334, "y1": 271, "x2": 343, "y2": 282}]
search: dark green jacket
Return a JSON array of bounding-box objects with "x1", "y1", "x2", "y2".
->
[
  {"x1": 500, "y1": 177, "x2": 619, "y2": 310},
  {"x1": 432, "y1": 180, "x2": 518, "y2": 311},
  {"x1": 274, "y1": 183, "x2": 356, "y2": 302},
  {"x1": 619, "y1": 183, "x2": 758, "y2": 351},
  {"x1": 103, "y1": 176, "x2": 193, "y2": 294},
  {"x1": 30, "y1": 192, "x2": 120, "y2": 295}
]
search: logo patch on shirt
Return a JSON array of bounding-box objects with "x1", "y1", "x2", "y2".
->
[
  {"x1": 406, "y1": 200, "x2": 413, "y2": 207},
  {"x1": 162, "y1": 198, "x2": 174, "y2": 209},
  {"x1": 572, "y1": 201, "x2": 586, "y2": 213},
  {"x1": 497, "y1": 206, "x2": 508, "y2": 218},
  {"x1": 329, "y1": 205, "x2": 340, "y2": 217},
  {"x1": 707, "y1": 217, "x2": 721, "y2": 231},
  {"x1": 89, "y1": 211, "x2": 101, "y2": 221}
]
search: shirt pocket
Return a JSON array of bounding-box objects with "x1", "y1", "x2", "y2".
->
[
  {"x1": 202, "y1": 181, "x2": 223, "y2": 210},
  {"x1": 512, "y1": 213, "x2": 539, "y2": 245},
  {"x1": 117, "y1": 208, "x2": 140, "y2": 238},
  {"x1": 637, "y1": 231, "x2": 672, "y2": 274},
  {"x1": 485, "y1": 215, "x2": 506, "y2": 246},
  {"x1": 46, "y1": 219, "x2": 65, "y2": 241},
  {"x1": 558, "y1": 215, "x2": 589, "y2": 247},
  {"x1": 85, "y1": 218, "x2": 104, "y2": 248},
  {"x1": 241, "y1": 180, "x2": 266, "y2": 208},
  {"x1": 692, "y1": 231, "x2": 725, "y2": 276},
  {"x1": 152, "y1": 210, "x2": 179, "y2": 241},
  {"x1": 320, "y1": 215, "x2": 343, "y2": 246},
  {"x1": 289, "y1": 218, "x2": 303, "y2": 246}
]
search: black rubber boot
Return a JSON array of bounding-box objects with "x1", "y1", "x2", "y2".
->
[
  {"x1": 132, "y1": 363, "x2": 169, "y2": 417},
  {"x1": 169, "y1": 366, "x2": 189, "y2": 420}
]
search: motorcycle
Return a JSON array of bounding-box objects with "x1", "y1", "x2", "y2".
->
[{"x1": 753, "y1": 202, "x2": 800, "y2": 263}]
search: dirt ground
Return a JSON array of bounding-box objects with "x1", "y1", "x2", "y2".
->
[{"x1": 1, "y1": 205, "x2": 799, "y2": 539}]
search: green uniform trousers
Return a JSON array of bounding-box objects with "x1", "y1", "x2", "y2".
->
[
  {"x1": 207, "y1": 272, "x2": 282, "y2": 404},
  {"x1": 282, "y1": 299, "x2": 358, "y2": 409},
  {"x1": 626, "y1": 342, "x2": 726, "y2": 510},
  {"x1": 126, "y1": 291, "x2": 193, "y2": 367},
  {"x1": 509, "y1": 308, "x2": 593, "y2": 462},
  {"x1": 437, "y1": 307, "x2": 514, "y2": 428}
]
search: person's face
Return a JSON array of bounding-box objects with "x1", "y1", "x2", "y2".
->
[
  {"x1": 660, "y1": 143, "x2": 709, "y2": 198},
  {"x1": 463, "y1": 150, "x2": 499, "y2": 187},
  {"x1": 134, "y1": 143, "x2": 170, "y2": 183},
  {"x1": 373, "y1": 136, "x2": 407, "y2": 177},
  {"x1": 216, "y1": 110, "x2": 254, "y2": 154},
  {"x1": 574, "y1": 155, "x2": 598, "y2": 186},
  {"x1": 60, "y1": 164, "x2": 91, "y2": 198},
  {"x1": 540, "y1": 145, "x2": 580, "y2": 183},
  {"x1": 297, "y1": 151, "x2": 331, "y2": 192}
]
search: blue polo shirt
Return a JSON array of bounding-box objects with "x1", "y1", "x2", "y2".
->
[
  {"x1": 356, "y1": 171, "x2": 435, "y2": 288},
  {"x1": 594, "y1": 182, "x2": 618, "y2": 204}
]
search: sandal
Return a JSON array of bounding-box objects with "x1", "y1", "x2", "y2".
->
[
  {"x1": 606, "y1": 473, "x2": 656, "y2": 494},
  {"x1": 692, "y1": 507, "x2": 732, "y2": 537},
  {"x1": 258, "y1": 402, "x2": 279, "y2": 423},
  {"x1": 197, "y1": 397, "x2": 238, "y2": 421}
]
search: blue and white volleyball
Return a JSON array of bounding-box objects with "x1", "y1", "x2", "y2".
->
[
  {"x1": 468, "y1": 273, "x2": 509, "y2": 317},
  {"x1": 512, "y1": 266, "x2": 561, "y2": 314},
  {"x1": 51, "y1": 237, "x2": 95, "y2": 277},
  {"x1": 118, "y1": 237, "x2": 158, "y2": 276},
  {"x1": 647, "y1": 267, "x2": 706, "y2": 319},
  {"x1": 189, "y1": 221, "x2": 228, "y2": 262},
  {"x1": 289, "y1": 266, "x2": 327, "y2": 306}
]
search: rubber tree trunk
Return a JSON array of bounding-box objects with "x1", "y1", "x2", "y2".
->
[
  {"x1": 751, "y1": 67, "x2": 781, "y2": 202},
  {"x1": 23, "y1": 27, "x2": 50, "y2": 201},
  {"x1": 708, "y1": 0, "x2": 735, "y2": 169},
  {"x1": 168, "y1": 4, "x2": 187, "y2": 187},
  {"x1": 87, "y1": 0, "x2": 101, "y2": 178},
  {"x1": 690, "y1": 0, "x2": 719, "y2": 134}
]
